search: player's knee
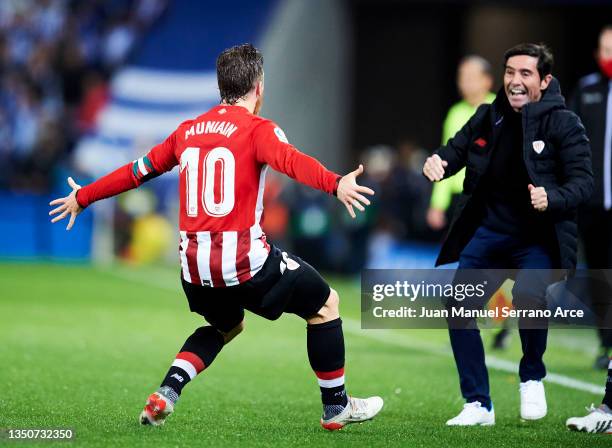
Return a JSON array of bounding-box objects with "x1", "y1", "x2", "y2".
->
[
  {"x1": 326, "y1": 288, "x2": 340, "y2": 314},
  {"x1": 309, "y1": 289, "x2": 340, "y2": 324}
]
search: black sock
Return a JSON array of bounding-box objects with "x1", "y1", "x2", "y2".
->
[
  {"x1": 603, "y1": 357, "x2": 612, "y2": 408},
  {"x1": 307, "y1": 318, "x2": 348, "y2": 414},
  {"x1": 160, "y1": 326, "x2": 224, "y2": 400}
]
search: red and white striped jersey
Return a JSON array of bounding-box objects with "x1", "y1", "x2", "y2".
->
[{"x1": 77, "y1": 105, "x2": 340, "y2": 286}]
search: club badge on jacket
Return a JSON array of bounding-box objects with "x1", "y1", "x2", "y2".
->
[{"x1": 532, "y1": 140, "x2": 545, "y2": 154}]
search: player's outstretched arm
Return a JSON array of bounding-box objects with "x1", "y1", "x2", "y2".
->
[
  {"x1": 336, "y1": 164, "x2": 375, "y2": 219},
  {"x1": 49, "y1": 177, "x2": 83, "y2": 230},
  {"x1": 48, "y1": 129, "x2": 180, "y2": 231},
  {"x1": 253, "y1": 122, "x2": 375, "y2": 216}
]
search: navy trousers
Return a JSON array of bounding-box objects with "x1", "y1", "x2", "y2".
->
[{"x1": 449, "y1": 225, "x2": 553, "y2": 409}]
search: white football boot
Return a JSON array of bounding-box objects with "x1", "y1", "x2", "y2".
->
[
  {"x1": 446, "y1": 401, "x2": 495, "y2": 426},
  {"x1": 520, "y1": 380, "x2": 547, "y2": 420},
  {"x1": 139, "y1": 387, "x2": 175, "y2": 426},
  {"x1": 320, "y1": 396, "x2": 384, "y2": 430},
  {"x1": 566, "y1": 404, "x2": 612, "y2": 434}
]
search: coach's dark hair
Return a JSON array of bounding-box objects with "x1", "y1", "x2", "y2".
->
[
  {"x1": 503, "y1": 43, "x2": 554, "y2": 79},
  {"x1": 216, "y1": 44, "x2": 263, "y2": 104}
]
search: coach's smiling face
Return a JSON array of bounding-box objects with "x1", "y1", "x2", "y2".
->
[{"x1": 504, "y1": 55, "x2": 552, "y2": 112}]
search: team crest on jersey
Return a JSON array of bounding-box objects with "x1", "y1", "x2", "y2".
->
[
  {"x1": 532, "y1": 140, "x2": 545, "y2": 154},
  {"x1": 274, "y1": 127, "x2": 289, "y2": 143}
]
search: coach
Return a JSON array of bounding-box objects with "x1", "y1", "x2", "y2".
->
[{"x1": 423, "y1": 43, "x2": 593, "y2": 426}]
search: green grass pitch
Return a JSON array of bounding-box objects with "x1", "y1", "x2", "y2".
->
[{"x1": 0, "y1": 262, "x2": 610, "y2": 447}]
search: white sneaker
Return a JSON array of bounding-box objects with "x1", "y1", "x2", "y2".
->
[
  {"x1": 446, "y1": 401, "x2": 495, "y2": 426},
  {"x1": 139, "y1": 390, "x2": 175, "y2": 426},
  {"x1": 520, "y1": 380, "x2": 547, "y2": 420},
  {"x1": 320, "y1": 396, "x2": 384, "y2": 431},
  {"x1": 566, "y1": 404, "x2": 612, "y2": 434}
]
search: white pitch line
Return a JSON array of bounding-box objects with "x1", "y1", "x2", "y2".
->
[{"x1": 101, "y1": 267, "x2": 605, "y2": 396}]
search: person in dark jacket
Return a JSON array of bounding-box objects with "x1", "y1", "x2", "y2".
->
[
  {"x1": 565, "y1": 24, "x2": 612, "y2": 434},
  {"x1": 569, "y1": 25, "x2": 612, "y2": 370},
  {"x1": 423, "y1": 43, "x2": 593, "y2": 426}
]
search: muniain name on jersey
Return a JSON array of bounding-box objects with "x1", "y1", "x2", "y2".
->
[{"x1": 185, "y1": 121, "x2": 238, "y2": 139}]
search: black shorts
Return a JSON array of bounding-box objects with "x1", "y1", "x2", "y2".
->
[{"x1": 181, "y1": 245, "x2": 331, "y2": 332}]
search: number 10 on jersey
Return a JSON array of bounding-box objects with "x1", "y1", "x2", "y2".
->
[{"x1": 180, "y1": 147, "x2": 236, "y2": 217}]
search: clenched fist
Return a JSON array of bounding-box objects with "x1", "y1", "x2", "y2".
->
[
  {"x1": 423, "y1": 154, "x2": 448, "y2": 182},
  {"x1": 528, "y1": 184, "x2": 548, "y2": 212}
]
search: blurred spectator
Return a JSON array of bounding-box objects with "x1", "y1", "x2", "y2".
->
[
  {"x1": 0, "y1": 0, "x2": 166, "y2": 193},
  {"x1": 133, "y1": 0, "x2": 167, "y2": 27},
  {"x1": 396, "y1": 139, "x2": 433, "y2": 240},
  {"x1": 569, "y1": 24, "x2": 612, "y2": 369},
  {"x1": 359, "y1": 145, "x2": 398, "y2": 237},
  {"x1": 261, "y1": 172, "x2": 290, "y2": 248},
  {"x1": 426, "y1": 55, "x2": 495, "y2": 232},
  {"x1": 76, "y1": 70, "x2": 110, "y2": 132},
  {"x1": 362, "y1": 143, "x2": 431, "y2": 244},
  {"x1": 287, "y1": 183, "x2": 335, "y2": 270},
  {"x1": 101, "y1": 11, "x2": 137, "y2": 68}
]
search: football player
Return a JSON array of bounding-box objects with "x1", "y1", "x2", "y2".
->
[{"x1": 49, "y1": 44, "x2": 383, "y2": 430}]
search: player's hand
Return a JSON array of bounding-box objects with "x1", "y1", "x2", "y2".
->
[
  {"x1": 422, "y1": 154, "x2": 448, "y2": 182},
  {"x1": 49, "y1": 177, "x2": 83, "y2": 230},
  {"x1": 336, "y1": 164, "x2": 375, "y2": 219},
  {"x1": 528, "y1": 184, "x2": 548, "y2": 211},
  {"x1": 426, "y1": 207, "x2": 447, "y2": 230}
]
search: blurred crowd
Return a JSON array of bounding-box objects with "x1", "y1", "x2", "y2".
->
[
  {"x1": 261, "y1": 141, "x2": 434, "y2": 274},
  {"x1": 0, "y1": 3, "x2": 610, "y2": 296},
  {"x1": 0, "y1": 0, "x2": 166, "y2": 192}
]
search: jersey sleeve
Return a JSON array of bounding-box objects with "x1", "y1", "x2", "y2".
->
[
  {"x1": 252, "y1": 121, "x2": 340, "y2": 195},
  {"x1": 76, "y1": 129, "x2": 180, "y2": 208}
]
